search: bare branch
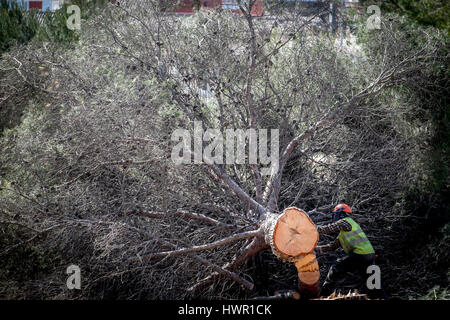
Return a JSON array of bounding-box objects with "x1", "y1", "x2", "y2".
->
[
  {"x1": 126, "y1": 209, "x2": 236, "y2": 230},
  {"x1": 139, "y1": 229, "x2": 263, "y2": 260},
  {"x1": 187, "y1": 236, "x2": 268, "y2": 293}
]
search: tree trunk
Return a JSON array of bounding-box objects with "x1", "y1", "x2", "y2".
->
[{"x1": 262, "y1": 207, "x2": 320, "y2": 297}]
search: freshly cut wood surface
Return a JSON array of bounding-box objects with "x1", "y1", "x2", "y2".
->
[
  {"x1": 272, "y1": 207, "x2": 318, "y2": 257},
  {"x1": 294, "y1": 252, "x2": 316, "y2": 267},
  {"x1": 294, "y1": 253, "x2": 318, "y2": 271},
  {"x1": 295, "y1": 252, "x2": 320, "y2": 296},
  {"x1": 298, "y1": 270, "x2": 320, "y2": 285},
  {"x1": 295, "y1": 252, "x2": 320, "y2": 284}
]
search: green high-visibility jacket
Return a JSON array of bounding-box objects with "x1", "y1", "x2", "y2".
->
[{"x1": 338, "y1": 217, "x2": 375, "y2": 255}]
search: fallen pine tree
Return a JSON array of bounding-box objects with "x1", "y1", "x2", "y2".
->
[{"x1": 0, "y1": 0, "x2": 447, "y2": 300}]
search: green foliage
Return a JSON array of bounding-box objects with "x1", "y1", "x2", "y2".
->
[
  {"x1": 380, "y1": 0, "x2": 450, "y2": 35},
  {"x1": 0, "y1": 224, "x2": 61, "y2": 282},
  {"x1": 354, "y1": 13, "x2": 449, "y2": 221},
  {"x1": 359, "y1": 1, "x2": 449, "y2": 35},
  {"x1": 36, "y1": 4, "x2": 79, "y2": 43},
  {"x1": 37, "y1": 0, "x2": 111, "y2": 43},
  {"x1": 0, "y1": 1, "x2": 115, "y2": 135},
  {"x1": 0, "y1": 0, "x2": 40, "y2": 54},
  {"x1": 353, "y1": 10, "x2": 449, "y2": 299},
  {"x1": 0, "y1": 0, "x2": 113, "y2": 52}
]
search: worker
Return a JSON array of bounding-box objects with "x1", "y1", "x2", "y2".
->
[{"x1": 315, "y1": 203, "x2": 378, "y2": 297}]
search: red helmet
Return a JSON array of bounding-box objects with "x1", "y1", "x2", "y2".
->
[{"x1": 333, "y1": 203, "x2": 352, "y2": 214}]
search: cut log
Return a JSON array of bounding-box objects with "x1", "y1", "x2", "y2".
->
[
  {"x1": 274, "y1": 207, "x2": 318, "y2": 256},
  {"x1": 262, "y1": 207, "x2": 320, "y2": 297},
  {"x1": 263, "y1": 207, "x2": 318, "y2": 260},
  {"x1": 294, "y1": 252, "x2": 320, "y2": 297}
]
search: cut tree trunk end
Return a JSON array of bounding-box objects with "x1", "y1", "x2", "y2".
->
[
  {"x1": 294, "y1": 252, "x2": 320, "y2": 298},
  {"x1": 263, "y1": 207, "x2": 320, "y2": 297}
]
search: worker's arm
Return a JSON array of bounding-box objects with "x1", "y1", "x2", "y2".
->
[
  {"x1": 316, "y1": 219, "x2": 352, "y2": 235},
  {"x1": 315, "y1": 238, "x2": 340, "y2": 254}
]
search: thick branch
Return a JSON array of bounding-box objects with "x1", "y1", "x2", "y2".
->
[
  {"x1": 201, "y1": 153, "x2": 267, "y2": 219},
  {"x1": 125, "y1": 225, "x2": 257, "y2": 290},
  {"x1": 141, "y1": 229, "x2": 262, "y2": 260},
  {"x1": 187, "y1": 236, "x2": 268, "y2": 293},
  {"x1": 72, "y1": 219, "x2": 255, "y2": 290}
]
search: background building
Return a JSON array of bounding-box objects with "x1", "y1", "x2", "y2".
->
[
  {"x1": 14, "y1": 0, "x2": 64, "y2": 11},
  {"x1": 172, "y1": 0, "x2": 264, "y2": 16}
]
